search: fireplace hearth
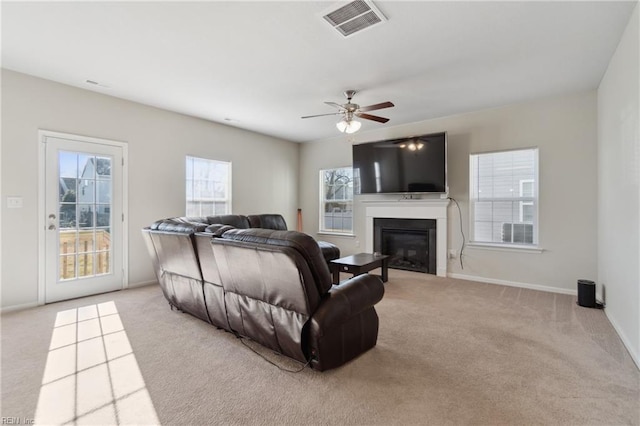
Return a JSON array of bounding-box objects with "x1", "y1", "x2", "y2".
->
[{"x1": 374, "y1": 218, "x2": 437, "y2": 274}]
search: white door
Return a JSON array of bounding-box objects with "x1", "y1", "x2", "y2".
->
[{"x1": 43, "y1": 133, "x2": 125, "y2": 303}]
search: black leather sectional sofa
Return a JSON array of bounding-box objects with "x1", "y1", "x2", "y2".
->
[{"x1": 142, "y1": 214, "x2": 384, "y2": 371}]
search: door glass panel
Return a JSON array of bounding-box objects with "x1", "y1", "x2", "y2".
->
[
  {"x1": 98, "y1": 228, "x2": 111, "y2": 251},
  {"x1": 59, "y1": 204, "x2": 76, "y2": 228},
  {"x1": 96, "y1": 251, "x2": 110, "y2": 275},
  {"x1": 59, "y1": 255, "x2": 76, "y2": 280},
  {"x1": 57, "y1": 151, "x2": 113, "y2": 281},
  {"x1": 78, "y1": 179, "x2": 95, "y2": 203},
  {"x1": 78, "y1": 252, "x2": 94, "y2": 277},
  {"x1": 59, "y1": 231, "x2": 77, "y2": 255},
  {"x1": 97, "y1": 180, "x2": 111, "y2": 203},
  {"x1": 97, "y1": 208, "x2": 110, "y2": 227},
  {"x1": 59, "y1": 178, "x2": 77, "y2": 203},
  {"x1": 59, "y1": 151, "x2": 78, "y2": 178},
  {"x1": 78, "y1": 204, "x2": 94, "y2": 228},
  {"x1": 78, "y1": 230, "x2": 95, "y2": 253},
  {"x1": 96, "y1": 157, "x2": 112, "y2": 178},
  {"x1": 77, "y1": 154, "x2": 95, "y2": 179}
]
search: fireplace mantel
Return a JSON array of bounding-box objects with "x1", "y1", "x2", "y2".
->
[{"x1": 364, "y1": 199, "x2": 449, "y2": 277}]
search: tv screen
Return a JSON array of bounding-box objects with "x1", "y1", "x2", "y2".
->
[{"x1": 352, "y1": 132, "x2": 447, "y2": 194}]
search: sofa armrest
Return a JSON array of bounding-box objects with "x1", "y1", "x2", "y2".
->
[
  {"x1": 308, "y1": 274, "x2": 384, "y2": 370},
  {"x1": 310, "y1": 274, "x2": 384, "y2": 335}
]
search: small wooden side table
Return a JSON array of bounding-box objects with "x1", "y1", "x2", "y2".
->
[{"x1": 330, "y1": 253, "x2": 390, "y2": 284}]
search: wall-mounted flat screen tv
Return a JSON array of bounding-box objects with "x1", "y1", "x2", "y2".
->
[{"x1": 352, "y1": 132, "x2": 447, "y2": 194}]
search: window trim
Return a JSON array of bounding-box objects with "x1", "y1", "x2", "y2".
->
[
  {"x1": 519, "y1": 179, "x2": 535, "y2": 223},
  {"x1": 467, "y1": 241, "x2": 544, "y2": 253},
  {"x1": 319, "y1": 166, "x2": 355, "y2": 236},
  {"x1": 185, "y1": 155, "x2": 232, "y2": 217},
  {"x1": 469, "y1": 147, "x2": 539, "y2": 248}
]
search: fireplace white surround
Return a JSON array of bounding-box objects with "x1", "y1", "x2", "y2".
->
[{"x1": 364, "y1": 198, "x2": 449, "y2": 277}]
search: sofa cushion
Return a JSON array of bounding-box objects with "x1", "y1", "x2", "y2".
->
[
  {"x1": 247, "y1": 214, "x2": 288, "y2": 230},
  {"x1": 206, "y1": 215, "x2": 250, "y2": 229},
  {"x1": 204, "y1": 224, "x2": 236, "y2": 236},
  {"x1": 150, "y1": 218, "x2": 209, "y2": 233},
  {"x1": 317, "y1": 240, "x2": 341, "y2": 262}
]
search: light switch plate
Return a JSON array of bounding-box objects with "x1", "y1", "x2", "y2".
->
[{"x1": 7, "y1": 197, "x2": 23, "y2": 208}]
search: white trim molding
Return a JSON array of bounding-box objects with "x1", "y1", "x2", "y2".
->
[
  {"x1": 448, "y1": 272, "x2": 577, "y2": 296},
  {"x1": 467, "y1": 242, "x2": 544, "y2": 254},
  {"x1": 128, "y1": 280, "x2": 158, "y2": 289},
  {"x1": 364, "y1": 199, "x2": 449, "y2": 277},
  {"x1": 605, "y1": 311, "x2": 640, "y2": 370},
  {"x1": 0, "y1": 302, "x2": 39, "y2": 314}
]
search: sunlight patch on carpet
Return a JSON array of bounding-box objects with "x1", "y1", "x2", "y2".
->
[{"x1": 34, "y1": 301, "x2": 160, "y2": 425}]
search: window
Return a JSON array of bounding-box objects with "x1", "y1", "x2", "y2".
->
[
  {"x1": 470, "y1": 148, "x2": 538, "y2": 246},
  {"x1": 186, "y1": 156, "x2": 231, "y2": 217},
  {"x1": 319, "y1": 167, "x2": 358, "y2": 234}
]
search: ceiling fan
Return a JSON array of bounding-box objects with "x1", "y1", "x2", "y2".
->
[{"x1": 301, "y1": 90, "x2": 394, "y2": 134}]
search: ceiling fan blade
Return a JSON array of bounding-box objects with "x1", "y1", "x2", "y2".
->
[
  {"x1": 324, "y1": 102, "x2": 346, "y2": 110},
  {"x1": 356, "y1": 112, "x2": 389, "y2": 123},
  {"x1": 301, "y1": 112, "x2": 342, "y2": 119},
  {"x1": 358, "y1": 101, "x2": 394, "y2": 112}
]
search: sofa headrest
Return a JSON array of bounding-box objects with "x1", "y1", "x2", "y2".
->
[
  {"x1": 150, "y1": 218, "x2": 209, "y2": 233},
  {"x1": 221, "y1": 228, "x2": 332, "y2": 294},
  {"x1": 206, "y1": 215, "x2": 250, "y2": 229},
  {"x1": 205, "y1": 224, "x2": 236, "y2": 237},
  {"x1": 247, "y1": 214, "x2": 288, "y2": 231}
]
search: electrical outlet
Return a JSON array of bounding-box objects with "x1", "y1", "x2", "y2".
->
[
  {"x1": 448, "y1": 249, "x2": 457, "y2": 259},
  {"x1": 7, "y1": 197, "x2": 23, "y2": 208},
  {"x1": 355, "y1": 240, "x2": 360, "y2": 248}
]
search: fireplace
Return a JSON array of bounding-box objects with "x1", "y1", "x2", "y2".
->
[
  {"x1": 374, "y1": 218, "x2": 437, "y2": 274},
  {"x1": 364, "y1": 199, "x2": 449, "y2": 277}
]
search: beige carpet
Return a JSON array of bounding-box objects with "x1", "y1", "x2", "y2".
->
[{"x1": 2, "y1": 270, "x2": 639, "y2": 425}]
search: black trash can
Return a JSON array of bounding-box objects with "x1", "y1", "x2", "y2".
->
[{"x1": 577, "y1": 279, "x2": 596, "y2": 308}]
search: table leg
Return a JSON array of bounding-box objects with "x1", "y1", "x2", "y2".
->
[
  {"x1": 381, "y1": 258, "x2": 388, "y2": 283},
  {"x1": 332, "y1": 267, "x2": 340, "y2": 284}
]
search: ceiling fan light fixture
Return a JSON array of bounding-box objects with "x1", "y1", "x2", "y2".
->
[
  {"x1": 403, "y1": 141, "x2": 424, "y2": 151},
  {"x1": 336, "y1": 118, "x2": 361, "y2": 134}
]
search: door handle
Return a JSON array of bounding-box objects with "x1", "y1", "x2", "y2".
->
[{"x1": 48, "y1": 213, "x2": 57, "y2": 230}]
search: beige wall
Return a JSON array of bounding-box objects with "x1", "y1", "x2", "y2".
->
[
  {"x1": 1, "y1": 69, "x2": 299, "y2": 309},
  {"x1": 597, "y1": 3, "x2": 639, "y2": 366},
  {"x1": 300, "y1": 91, "x2": 598, "y2": 294}
]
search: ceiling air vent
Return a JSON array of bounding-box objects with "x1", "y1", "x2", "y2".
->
[{"x1": 323, "y1": 0, "x2": 387, "y2": 37}]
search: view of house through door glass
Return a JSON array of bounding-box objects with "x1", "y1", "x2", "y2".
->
[
  {"x1": 58, "y1": 151, "x2": 112, "y2": 279},
  {"x1": 44, "y1": 134, "x2": 125, "y2": 303}
]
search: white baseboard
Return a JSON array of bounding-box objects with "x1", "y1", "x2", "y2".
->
[
  {"x1": 128, "y1": 280, "x2": 157, "y2": 289},
  {"x1": 1, "y1": 282, "x2": 157, "y2": 314},
  {"x1": 448, "y1": 272, "x2": 576, "y2": 296},
  {"x1": 605, "y1": 310, "x2": 640, "y2": 370},
  {"x1": 0, "y1": 301, "x2": 39, "y2": 314}
]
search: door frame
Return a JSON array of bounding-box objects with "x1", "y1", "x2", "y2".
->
[{"x1": 38, "y1": 130, "x2": 129, "y2": 305}]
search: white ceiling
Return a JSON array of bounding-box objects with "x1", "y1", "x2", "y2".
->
[{"x1": 2, "y1": 1, "x2": 636, "y2": 143}]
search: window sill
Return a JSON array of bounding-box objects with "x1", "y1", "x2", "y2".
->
[
  {"x1": 317, "y1": 231, "x2": 355, "y2": 238},
  {"x1": 467, "y1": 242, "x2": 544, "y2": 254}
]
